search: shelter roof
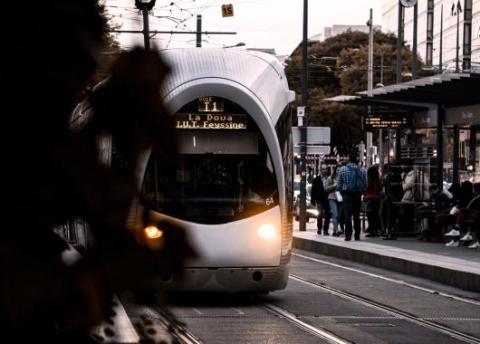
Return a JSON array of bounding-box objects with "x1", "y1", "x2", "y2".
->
[{"x1": 326, "y1": 73, "x2": 480, "y2": 108}]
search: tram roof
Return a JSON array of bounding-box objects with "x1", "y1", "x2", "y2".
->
[
  {"x1": 326, "y1": 72, "x2": 480, "y2": 108},
  {"x1": 160, "y1": 48, "x2": 295, "y2": 123}
]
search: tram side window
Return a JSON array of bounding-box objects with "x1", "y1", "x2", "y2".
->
[{"x1": 275, "y1": 106, "x2": 293, "y2": 215}]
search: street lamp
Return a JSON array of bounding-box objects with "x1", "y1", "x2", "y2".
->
[
  {"x1": 451, "y1": 0, "x2": 462, "y2": 72},
  {"x1": 135, "y1": 0, "x2": 156, "y2": 10},
  {"x1": 135, "y1": 0, "x2": 157, "y2": 50},
  {"x1": 299, "y1": 0, "x2": 308, "y2": 232}
]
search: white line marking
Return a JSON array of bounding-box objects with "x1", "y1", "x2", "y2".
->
[
  {"x1": 192, "y1": 308, "x2": 203, "y2": 315},
  {"x1": 232, "y1": 308, "x2": 245, "y2": 315},
  {"x1": 293, "y1": 252, "x2": 480, "y2": 306}
]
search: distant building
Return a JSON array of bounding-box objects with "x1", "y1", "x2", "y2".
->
[
  {"x1": 382, "y1": 0, "x2": 480, "y2": 71},
  {"x1": 309, "y1": 25, "x2": 381, "y2": 43},
  {"x1": 323, "y1": 24, "x2": 381, "y2": 40}
]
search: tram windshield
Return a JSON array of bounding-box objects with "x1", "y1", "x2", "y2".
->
[{"x1": 141, "y1": 97, "x2": 279, "y2": 224}]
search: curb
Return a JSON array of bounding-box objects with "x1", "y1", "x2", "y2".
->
[{"x1": 293, "y1": 237, "x2": 480, "y2": 293}]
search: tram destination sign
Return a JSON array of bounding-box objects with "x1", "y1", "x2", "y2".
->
[
  {"x1": 175, "y1": 113, "x2": 247, "y2": 130},
  {"x1": 364, "y1": 114, "x2": 411, "y2": 130}
]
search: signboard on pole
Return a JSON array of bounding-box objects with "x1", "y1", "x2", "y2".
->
[
  {"x1": 297, "y1": 106, "x2": 305, "y2": 126},
  {"x1": 293, "y1": 145, "x2": 331, "y2": 155},
  {"x1": 292, "y1": 126, "x2": 331, "y2": 156},
  {"x1": 292, "y1": 126, "x2": 330, "y2": 145},
  {"x1": 221, "y1": 4, "x2": 234, "y2": 17}
]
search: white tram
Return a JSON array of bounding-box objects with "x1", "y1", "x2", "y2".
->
[{"x1": 142, "y1": 48, "x2": 295, "y2": 292}]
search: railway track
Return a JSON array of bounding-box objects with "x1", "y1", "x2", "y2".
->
[{"x1": 289, "y1": 273, "x2": 480, "y2": 344}]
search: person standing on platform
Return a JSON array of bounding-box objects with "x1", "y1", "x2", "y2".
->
[
  {"x1": 325, "y1": 165, "x2": 342, "y2": 236},
  {"x1": 364, "y1": 165, "x2": 382, "y2": 237},
  {"x1": 382, "y1": 164, "x2": 404, "y2": 239},
  {"x1": 311, "y1": 167, "x2": 331, "y2": 235},
  {"x1": 337, "y1": 153, "x2": 366, "y2": 241}
]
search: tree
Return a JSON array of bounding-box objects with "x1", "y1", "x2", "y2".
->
[
  {"x1": 285, "y1": 30, "x2": 427, "y2": 155},
  {"x1": 85, "y1": 1, "x2": 122, "y2": 92}
]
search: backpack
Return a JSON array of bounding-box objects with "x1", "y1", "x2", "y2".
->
[{"x1": 344, "y1": 165, "x2": 366, "y2": 192}]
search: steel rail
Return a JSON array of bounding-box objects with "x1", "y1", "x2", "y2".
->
[
  {"x1": 262, "y1": 302, "x2": 352, "y2": 344},
  {"x1": 149, "y1": 305, "x2": 203, "y2": 344},
  {"x1": 290, "y1": 274, "x2": 480, "y2": 344},
  {"x1": 293, "y1": 252, "x2": 480, "y2": 306}
]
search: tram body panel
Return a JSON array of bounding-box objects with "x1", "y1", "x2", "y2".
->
[
  {"x1": 160, "y1": 48, "x2": 294, "y2": 125},
  {"x1": 150, "y1": 206, "x2": 282, "y2": 268}
]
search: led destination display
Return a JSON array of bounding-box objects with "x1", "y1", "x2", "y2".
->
[
  {"x1": 364, "y1": 114, "x2": 411, "y2": 130},
  {"x1": 175, "y1": 113, "x2": 247, "y2": 130}
]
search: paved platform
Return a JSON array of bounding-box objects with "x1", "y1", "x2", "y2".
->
[
  {"x1": 62, "y1": 246, "x2": 140, "y2": 343},
  {"x1": 293, "y1": 221, "x2": 480, "y2": 293}
]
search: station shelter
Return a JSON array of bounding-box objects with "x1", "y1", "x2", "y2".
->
[{"x1": 328, "y1": 73, "x2": 480, "y2": 191}]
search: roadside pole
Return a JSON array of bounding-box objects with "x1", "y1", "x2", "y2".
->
[
  {"x1": 299, "y1": 0, "x2": 308, "y2": 232},
  {"x1": 196, "y1": 15, "x2": 202, "y2": 47},
  {"x1": 366, "y1": 9, "x2": 374, "y2": 168},
  {"x1": 142, "y1": 8, "x2": 150, "y2": 50},
  {"x1": 135, "y1": 0, "x2": 156, "y2": 50}
]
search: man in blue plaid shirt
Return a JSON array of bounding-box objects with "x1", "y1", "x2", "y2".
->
[{"x1": 337, "y1": 153, "x2": 366, "y2": 241}]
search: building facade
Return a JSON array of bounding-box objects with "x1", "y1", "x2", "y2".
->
[
  {"x1": 310, "y1": 25, "x2": 382, "y2": 42},
  {"x1": 382, "y1": 0, "x2": 480, "y2": 71}
]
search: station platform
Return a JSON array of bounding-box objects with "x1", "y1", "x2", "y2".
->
[{"x1": 293, "y1": 222, "x2": 480, "y2": 293}]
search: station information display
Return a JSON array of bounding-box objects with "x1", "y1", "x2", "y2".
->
[{"x1": 364, "y1": 114, "x2": 411, "y2": 130}]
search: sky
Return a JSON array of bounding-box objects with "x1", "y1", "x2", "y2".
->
[{"x1": 106, "y1": 0, "x2": 382, "y2": 56}]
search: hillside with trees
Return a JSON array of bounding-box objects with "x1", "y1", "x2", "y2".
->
[{"x1": 285, "y1": 30, "x2": 427, "y2": 155}]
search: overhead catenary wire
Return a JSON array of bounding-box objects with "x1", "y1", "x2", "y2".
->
[{"x1": 107, "y1": 0, "x2": 238, "y2": 48}]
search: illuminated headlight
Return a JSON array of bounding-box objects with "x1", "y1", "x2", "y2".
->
[
  {"x1": 257, "y1": 224, "x2": 276, "y2": 240},
  {"x1": 144, "y1": 225, "x2": 163, "y2": 239}
]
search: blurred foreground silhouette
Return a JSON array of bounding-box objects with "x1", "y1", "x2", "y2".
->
[{"x1": 0, "y1": 1, "x2": 194, "y2": 342}]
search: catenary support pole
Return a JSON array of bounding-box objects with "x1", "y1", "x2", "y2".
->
[
  {"x1": 396, "y1": 1, "x2": 404, "y2": 83},
  {"x1": 196, "y1": 15, "x2": 202, "y2": 47},
  {"x1": 366, "y1": 9, "x2": 374, "y2": 169},
  {"x1": 142, "y1": 8, "x2": 150, "y2": 50},
  {"x1": 456, "y1": 1, "x2": 461, "y2": 72},
  {"x1": 440, "y1": 4, "x2": 443, "y2": 72},
  {"x1": 453, "y1": 125, "x2": 460, "y2": 185},
  {"x1": 299, "y1": 0, "x2": 308, "y2": 232},
  {"x1": 437, "y1": 106, "x2": 444, "y2": 191},
  {"x1": 412, "y1": 3, "x2": 418, "y2": 79}
]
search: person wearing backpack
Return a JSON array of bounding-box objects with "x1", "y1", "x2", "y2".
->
[
  {"x1": 311, "y1": 166, "x2": 331, "y2": 235},
  {"x1": 337, "y1": 153, "x2": 366, "y2": 241}
]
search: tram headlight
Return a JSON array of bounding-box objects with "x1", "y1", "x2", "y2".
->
[
  {"x1": 142, "y1": 225, "x2": 165, "y2": 250},
  {"x1": 144, "y1": 225, "x2": 163, "y2": 239},
  {"x1": 257, "y1": 224, "x2": 276, "y2": 240}
]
